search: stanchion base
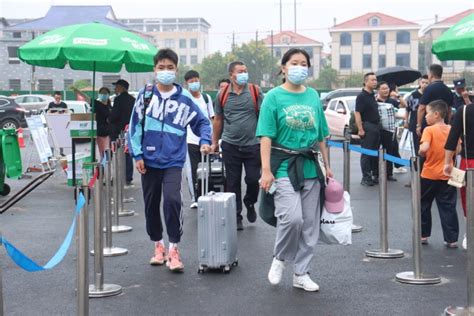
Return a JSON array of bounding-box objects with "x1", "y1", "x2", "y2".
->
[
  {"x1": 352, "y1": 224, "x2": 363, "y2": 233},
  {"x1": 395, "y1": 271, "x2": 441, "y2": 285},
  {"x1": 89, "y1": 283, "x2": 122, "y2": 298},
  {"x1": 123, "y1": 197, "x2": 136, "y2": 203},
  {"x1": 119, "y1": 210, "x2": 135, "y2": 217},
  {"x1": 91, "y1": 247, "x2": 128, "y2": 257},
  {"x1": 365, "y1": 248, "x2": 404, "y2": 259},
  {"x1": 444, "y1": 306, "x2": 474, "y2": 315},
  {"x1": 110, "y1": 225, "x2": 132, "y2": 233}
]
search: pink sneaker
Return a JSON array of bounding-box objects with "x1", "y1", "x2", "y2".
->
[
  {"x1": 150, "y1": 243, "x2": 167, "y2": 265},
  {"x1": 166, "y1": 246, "x2": 184, "y2": 272}
]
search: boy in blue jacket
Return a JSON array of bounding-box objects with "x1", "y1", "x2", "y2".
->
[{"x1": 129, "y1": 49, "x2": 211, "y2": 272}]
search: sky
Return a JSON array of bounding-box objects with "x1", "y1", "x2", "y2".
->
[{"x1": 1, "y1": 0, "x2": 473, "y2": 53}]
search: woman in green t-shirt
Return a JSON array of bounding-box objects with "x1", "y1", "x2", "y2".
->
[{"x1": 256, "y1": 48, "x2": 332, "y2": 292}]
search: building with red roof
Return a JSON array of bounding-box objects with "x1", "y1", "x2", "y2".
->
[
  {"x1": 329, "y1": 12, "x2": 420, "y2": 77},
  {"x1": 262, "y1": 31, "x2": 323, "y2": 79}
]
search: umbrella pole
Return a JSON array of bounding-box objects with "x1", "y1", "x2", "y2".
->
[{"x1": 91, "y1": 62, "x2": 96, "y2": 161}]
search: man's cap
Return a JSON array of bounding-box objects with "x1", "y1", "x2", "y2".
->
[
  {"x1": 112, "y1": 79, "x2": 129, "y2": 89},
  {"x1": 453, "y1": 78, "x2": 466, "y2": 89},
  {"x1": 324, "y1": 178, "x2": 344, "y2": 213}
]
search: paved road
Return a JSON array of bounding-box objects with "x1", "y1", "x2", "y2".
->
[{"x1": 0, "y1": 143, "x2": 468, "y2": 315}]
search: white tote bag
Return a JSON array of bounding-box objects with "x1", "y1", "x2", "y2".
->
[{"x1": 319, "y1": 192, "x2": 353, "y2": 245}]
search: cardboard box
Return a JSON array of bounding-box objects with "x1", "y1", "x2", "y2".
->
[{"x1": 70, "y1": 113, "x2": 96, "y2": 138}]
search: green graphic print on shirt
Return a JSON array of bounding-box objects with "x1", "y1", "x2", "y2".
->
[{"x1": 256, "y1": 86, "x2": 329, "y2": 179}]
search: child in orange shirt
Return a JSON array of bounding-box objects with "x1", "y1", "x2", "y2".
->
[{"x1": 419, "y1": 100, "x2": 459, "y2": 248}]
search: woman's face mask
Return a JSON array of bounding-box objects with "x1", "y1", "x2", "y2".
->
[
  {"x1": 287, "y1": 66, "x2": 308, "y2": 85},
  {"x1": 98, "y1": 93, "x2": 109, "y2": 102}
]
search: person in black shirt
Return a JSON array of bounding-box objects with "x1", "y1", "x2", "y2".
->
[
  {"x1": 405, "y1": 75, "x2": 429, "y2": 154},
  {"x1": 355, "y1": 72, "x2": 380, "y2": 186},
  {"x1": 417, "y1": 64, "x2": 453, "y2": 136},
  {"x1": 109, "y1": 79, "x2": 135, "y2": 185},
  {"x1": 47, "y1": 91, "x2": 68, "y2": 113},
  {"x1": 94, "y1": 87, "x2": 112, "y2": 159},
  {"x1": 452, "y1": 78, "x2": 474, "y2": 111}
]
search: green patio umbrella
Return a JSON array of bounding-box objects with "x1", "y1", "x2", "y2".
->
[
  {"x1": 432, "y1": 13, "x2": 474, "y2": 61},
  {"x1": 18, "y1": 22, "x2": 158, "y2": 161}
]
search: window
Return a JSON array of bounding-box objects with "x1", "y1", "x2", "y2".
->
[
  {"x1": 340, "y1": 33, "x2": 351, "y2": 46},
  {"x1": 190, "y1": 55, "x2": 198, "y2": 65},
  {"x1": 102, "y1": 75, "x2": 120, "y2": 89},
  {"x1": 466, "y1": 61, "x2": 474, "y2": 67},
  {"x1": 190, "y1": 38, "x2": 198, "y2": 48},
  {"x1": 328, "y1": 100, "x2": 337, "y2": 111},
  {"x1": 396, "y1": 31, "x2": 410, "y2": 44},
  {"x1": 64, "y1": 79, "x2": 74, "y2": 90},
  {"x1": 180, "y1": 55, "x2": 187, "y2": 65},
  {"x1": 378, "y1": 55, "x2": 386, "y2": 68},
  {"x1": 179, "y1": 39, "x2": 187, "y2": 49},
  {"x1": 336, "y1": 101, "x2": 346, "y2": 114},
  {"x1": 9, "y1": 79, "x2": 21, "y2": 90},
  {"x1": 303, "y1": 47, "x2": 313, "y2": 57},
  {"x1": 7, "y1": 46, "x2": 20, "y2": 64},
  {"x1": 164, "y1": 39, "x2": 175, "y2": 48},
  {"x1": 38, "y1": 79, "x2": 53, "y2": 91},
  {"x1": 340, "y1": 55, "x2": 351, "y2": 69},
  {"x1": 442, "y1": 60, "x2": 454, "y2": 67},
  {"x1": 363, "y1": 54, "x2": 372, "y2": 69},
  {"x1": 0, "y1": 99, "x2": 9, "y2": 107},
  {"x1": 379, "y1": 32, "x2": 386, "y2": 45},
  {"x1": 12, "y1": 32, "x2": 21, "y2": 39},
  {"x1": 396, "y1": 53, "x2": 410, "y2": 67},
  {"x1": 370, "y1": 17, "x2": 380, "y2": 26},
  {"x1": 363, "y1": 32, "x2": 372, "y2": 45},
  {"x1": 274, "y1": 47, "x2": 282, "y2": 59}
]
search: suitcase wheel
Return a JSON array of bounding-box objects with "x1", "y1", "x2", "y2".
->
[
  {"x1": 232, "y1": 260, "x2": 238, "y2": 267},
  {"x1": 198, "y1": 266, "x2": 205, "y2": 274},
  {"x1": 223, "y1": 265, "x2": 231, "y2": 273}
]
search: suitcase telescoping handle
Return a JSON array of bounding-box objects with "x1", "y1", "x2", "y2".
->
[{"x1": 201, "y1": 152, "x2": 209, "y2": 196}]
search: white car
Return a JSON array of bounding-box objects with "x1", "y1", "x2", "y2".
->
[
  {"x1": 15, "y1": 94, "x2": 54, "y2": 113},
  {"x1": 64, "y1": 101, "x2": 90, "y2": 113},
  {"x1": 324, "y1": 96, "x2": 357, "y2": 139}
]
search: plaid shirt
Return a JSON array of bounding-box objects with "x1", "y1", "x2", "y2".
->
[{"x1": 378, "y1": 102, "x2": 396, "y2": 132}]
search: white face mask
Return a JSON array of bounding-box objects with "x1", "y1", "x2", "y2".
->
[
  {"x1": 156, "y1": 70, "x2": 176, "y2": 85},
  {"x1": 287, "y1": 66, "x2": 308, "y2": 85}
]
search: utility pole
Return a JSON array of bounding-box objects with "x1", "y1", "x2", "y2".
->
[
  {"x1": 232, "y1": 31, "x2": 235, "y2": 52},
  {"x1": 270, "y1": 30, "x2": 274, "y2": 58},
  {"x1": 294, "y1": 0, "x2": 297, "y2": 32},
  {"x1": 280, "y1": 0, "x2": 282, "y2": 32}
]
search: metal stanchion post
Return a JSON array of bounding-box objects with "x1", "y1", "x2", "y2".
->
[
  {"x1": 365, "y1": 149, "x2": 404, "y2": 259},
  {"x1": 445, "y1": 169, "x2": 474, "y2": 315},
  {"x1": 396, "y1": 157, "x2": 440, "y2": 284},
  {"x1": 77, "y1": 186, "x2": 89, "y2": 316},
  {"x1": 117, "y1": 137, "x2": 135, "y2": 216},
  {"x1": 326, "y1": 138, "x2": 331, "y2": 166},
  {"x1": 111, "y1": 142, "x2": 132, "y2": 233},
  {"x1": 89, "y1": 164, "x2": 122, "y2": 298},
  {"x1": 343, "y1": 139, "x2": 362, "y2": 233},
  {"x1": 100, "y1": 149, "x2": 128, "y2": 257}
]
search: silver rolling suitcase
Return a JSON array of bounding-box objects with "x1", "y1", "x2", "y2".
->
[{"x1": 197, "y1": 153, "x2": 238, "y2": 273}]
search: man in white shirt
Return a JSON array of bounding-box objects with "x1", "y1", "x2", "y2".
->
[{"x1": 184, "y1": 70, "x2": 215, "y2": 208}]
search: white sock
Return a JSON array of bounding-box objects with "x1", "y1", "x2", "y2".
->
[
  {"x1": 155, "y1": 240, "x2": 164, "y2": 247},
  {"x1": 169, "y1": 242, "x2": 178, "y2": 251}
]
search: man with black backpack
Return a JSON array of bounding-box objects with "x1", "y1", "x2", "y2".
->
[
  {"x1": 211, "y1": 61, "x2": 264, "y2": 230},
  {"x1": 184, "y1": 70, "x2": 215, "y2": 209}
]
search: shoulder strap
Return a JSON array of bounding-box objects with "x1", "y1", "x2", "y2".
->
[
  {"x1": 202, "y1": 93, "x2": 209, "y2": 105},
  {"x1": 141, "y1": 84, "x2": 154, "y2": 143},
  {"x1": 219, "y1": 83, "x2": 231, "y2": 108},
  {"x1": 464, "y1": 105, "x2": 468, "y2": 158},
  {"x1": 248, "y1": 83, "x2": 260, "y2": 116}
]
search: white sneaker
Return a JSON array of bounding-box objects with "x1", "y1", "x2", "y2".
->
[
  {"x1": 393, "y1": 167, "x2": 408, "y2": 174},
  {"x1": 293, "y1": 274, "x2": 320, "y2": 292},
  {"x1": 462, "y1": 234, "x2": 467, "y2": 250},
  {"x1": 190, "y1": 202, "x2": 198, "y2": 209},
  {"x1": 268, "y1": 258, "x2": 285, "y2": 285}
]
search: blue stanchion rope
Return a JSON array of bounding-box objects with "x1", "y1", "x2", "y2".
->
[
  {"x1": 327, "y1": 140, "x2": 343, "y2": 149},
  {"x1": 384, "y1": 154, "x2": 411, "y2": 167},
  {"x1": 348, "y1": 144, "x2": 379, "y2": 157},
  {"x1": 0, "y1": 193, "x2": 86, "y2": 272}
]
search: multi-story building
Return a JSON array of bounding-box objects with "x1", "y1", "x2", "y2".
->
[
  {"x1": 262, "y1": 31, "x2": 323, "y2": 79},
  {"x1": 119, "y1": 18, "x2": 211, "y2": 66},
  {"x1": 423, "y1": 9, "x2": 474, "y2": 82},
  {"x1": 329, "y1": 12, "x2": 420, "y2": 76}
]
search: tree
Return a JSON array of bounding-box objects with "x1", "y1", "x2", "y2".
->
[
  {"x1": 232, "y1": 41, "x2": 280, "y2": 87},
  {"x1": 308, "y1": 65, "x2": 339, "y2": 90},
  {"x1": 198, "y1": 51, "x2": 235, "y2": 90},
  {"x1": 460, "y1": 70, "x2": 474, "y2": 88},
  {"x1": 343, "y1": 73, "x2": 364, "y2": 88}
]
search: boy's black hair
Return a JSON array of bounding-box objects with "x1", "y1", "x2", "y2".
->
[
  {"x1": 427, "y1": 99, "x2": 448, "y2": 119},
  {"x1": 184, "y1": 70, "x2": 200, "y2": 82},
  {"x1": 429, "y1": 64, "x2": 443, "y2": 79},
  {"x1": 53, "y1": 91, "x2": 62, "y2": 96},
  {"x1": 153, "y1": 48, "x2": 179, "y2": 66}
]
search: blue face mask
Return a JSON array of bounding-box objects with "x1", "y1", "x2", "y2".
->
[
  {"x1": 98, "y1": 94, "x2": 109, "y2": 102},
  {"x1": 188, "y1": 81, "x2": 201, "y2": 92},
  {"x1": 236, "y1": 73, "x2": 249, "y2": 85},
  {"x1": 287, "y1": 66, "x2": 308, "y2": 85},
  {"x1": 156, "y1": 70, "x2": 176, "y2": 85}
]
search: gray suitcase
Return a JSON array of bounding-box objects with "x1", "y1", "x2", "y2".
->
[{"x1": 197, "y1": 154, "x2": 238, "y2": 273}]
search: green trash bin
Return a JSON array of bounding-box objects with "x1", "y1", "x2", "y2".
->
[{"x1": 0, "y1": 128, "x2": 23, "y2": 196}]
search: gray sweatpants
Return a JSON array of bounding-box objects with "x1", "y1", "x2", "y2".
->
[{"x1": 273, "y1": 177, "x2": 321, "y2": 275}]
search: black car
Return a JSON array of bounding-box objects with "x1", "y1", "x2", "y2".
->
[{"x1": 0, "y1": 97, "x2": 27, "y2": 129}]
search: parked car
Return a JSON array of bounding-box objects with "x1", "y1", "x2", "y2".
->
[
  {"x1": 324, "y1": 96, "x2": 358, "y2": 140},
  {"x1": 321, "y1": 88, "x2": 361, "y2": 110},
  {"x1": 0, "y1": 97, "x2": 27, "y2": 129},
  {"x1": 15, "y1": 94, "x2": 54, "y2": 113},
  {"x1": 64, "y1": 101, "x2": 91, "y2": 113}
]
